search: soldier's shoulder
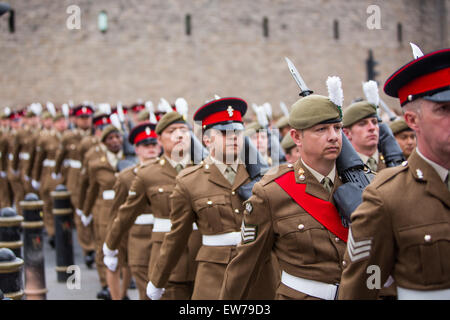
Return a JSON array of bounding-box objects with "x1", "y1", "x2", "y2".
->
[
  {"x1": 136, "y1": 158, "x2": 159, "y2": 173},
  {"x1": 259, "y1": 163, "x2": 294, "y2": 187},
  {"x1": 370, "y1": 161, "x2": 409, "y2": 189},
  {"x1": 178, "y1": 163, "x2": 203, "y2": 179}
]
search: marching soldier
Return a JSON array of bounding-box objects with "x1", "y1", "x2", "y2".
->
[
  {"x1": 338, "y1": 48, "x2": 450, "y2": 299},
  {"x1": 81, "y1": 124, "x2": 125, "y2": 300},
  {"x1": 390, "y1": 118, "x2": 416, "y2": 159},
  {"x1": 281, "y1": 134, "x2": 300, "y2": 164},
  {"x1": 147, "y1": 98, "x2": 277, "y2": 300},
  {"x1": 76, "y1": 111, "x2": 110, "y2": 269},
  {"x1": 342, "y1": 100, "x2": 386, "y2": 173},
  {"x1": 53, "y1": 104, "x2": 95, "y2": 266},
  {"x1": 119, "y1": 111, "x2": 201, "y2": 300},
  {"x1": 0, "y1": 111, "x2": 12, "y2": 208},
  {"x1": 6, "y1": 111, "x2": 24, "y2": 214},
  {"x1": 244, "y1": 121, "x2": 272, "y2": 166},
  {"x1": 219, "y1": 90, "x2": 347, "y2": 300},
  {"x1": 103, "y1": 121, "x2": 161, "y2": 300},
  {"x1": 31, "y1": 112, "x2": 68, "y2": 247}
]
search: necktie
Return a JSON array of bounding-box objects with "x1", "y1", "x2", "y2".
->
[
  {"x1": 367, "y1": 157, "x2": 378, "y2": 172},
  {"x1": 321, "y1": 177, "x2": 333, "y2": 194},
  {"x1": 175, "y1": 164, "x2": 183, "y2": 173},
  {"x1": 224, "y1": 166, "x2": 236, "y2": 185}
]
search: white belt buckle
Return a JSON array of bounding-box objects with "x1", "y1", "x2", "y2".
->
[
  {"x1": 19, "y1": 152, "x2": 30, "y2": 160},
  {"x1": 102, "y1": 190, "x2": 115, "y2": 200},
  {"x1": 70, "y1": 160, "x2": 82, "y2": 169},
  {"x1": 202, "y1": 232, "x2": 241, "y2": 246}
]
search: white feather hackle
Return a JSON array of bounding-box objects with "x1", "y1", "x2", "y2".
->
[
  {"x1": 254, "y1": 105, "x2": 269, "y2": 128},
  {"x1": 158, "y1": 98, "x2": 172, "y2": 113},
  {"x1": 410, "y1": 42, "x2": 424, "y2": 59},
  {"x1": 175, "y1": 97, "x2": 189, "y2": 119},
  {"x1": 109, "y1": 114, "x2": 122, "y2": 130},
  {"x1": 279, "y1": 101, "x2": 289, "y2": 117},
  {"x1": 117, "y1": 102, "x2": 125, "y2": 123},
  {"x1": 61, "y1": 103, "x2": 70, "y2": 118},
  {"x1": 326, "y1": 76, "x2": 344, "y2": 107},
  {"x1": 98, "y1": 103, "x2": 111, "y2": 115},
  {"x1": 362, "y1": 80, "x2": 380, "y2": 107},
  {"x1": 263, "y1": 102, "x2": 272, "y2": 120},
  {"x1": 4, "y1": 107, "x2": 11, "y2": 117},
  {"x1": 145, "y1": 101, "x2": 154, "y2": 113},
  {"x1": 149, "y1": 111, "x2": 157, "y2": 124},
  {"x1": 46, "y1": 102, "x2": 56, "y2": 117}
]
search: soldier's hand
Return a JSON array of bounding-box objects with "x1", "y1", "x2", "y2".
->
[
  {"x1": 81, "y1": 214, "x2": 93, "y2": 227},
  {"x1": 0, "y1": 171, "x2": 6, "y2": 178},
  {"x1": 51, "y1": 172, "x2": 62, "y2": 180},
  {"x1": 146, "y1": 281, "x2": 165, "y2": 300},
  {"x1": 104, "y1": 255, "x2": 118, "y2": 272},
  {"x1": 31, "y1": 179, "x2": 41, "y2": 191},
  {"x1": 75, "y1": 208, "x2": 83, "y2": 217}
]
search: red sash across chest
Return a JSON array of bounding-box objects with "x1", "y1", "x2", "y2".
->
[{"x1": 274, "y1": 171, "x2": 348, "y2": 242}]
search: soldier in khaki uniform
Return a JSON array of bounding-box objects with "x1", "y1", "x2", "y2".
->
[
  {"x1": 148, "y1": 98, "x2": 277, "y2": 300},
  {"x1": 390, "y1": 118, "x2": 416, "y2": 159},
  {"x1": 120, "y1": 112, "x2": 201, "y2": 300},
  {"x1": 6, "y1": 111, "x2": 24, "y2": 214},
  {"x1": 0, "y1": 111, "x2": 13, "y2": 208},
  {"x1": 281, "y1": 133, "x2": 300, "y2": 164},
  {"x1": 339, "y1": 48, "x2": 450, "y2": 300},
  {"x1": 103, "y1": 122, "x2": 161, "y2": 300},
  {"x1": 219, "y1": 91, "x2": 348, "y2": 300},
  {"x1": 54, "y1": 104, "x2": 95, "y2": 266},
  {"x1": 31, "y1": 113, "x2": 68, "y2": 245},
  {"x1": 82, "y1": 124, "x2": 124, "y2": 300},
  {"x1": 343, "y1": 100, "x2": 386, "y2": 173}
]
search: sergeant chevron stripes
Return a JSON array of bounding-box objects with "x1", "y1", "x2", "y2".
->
[
  {"x1": 347, "y1": 228, "x2": 372, "y2": 262},
  {"x1": 241, "y1": 220, "x2": 257, "y2": 244}
]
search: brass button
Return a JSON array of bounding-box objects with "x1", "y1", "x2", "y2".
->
[
  {"x1": 231, "y1": 191, "x2": 235, "y2": 195},
  {"x1": 424, "y1": 234, "x2": 431, "y2": 242},
  {"x1": 234, "y1": 209, "x2": 239, "y2": 214},
  {"x1": 335, "y1": 237, "x2": 340, "y2": 242},
  {"x1": 207, "y1": 200, "x2": 213, "y2": 205},
  {"x1": 298, "y1": 224, "x2": 304, "y2": 230},
  {"x1": 158, "y1": 188, "x2": 163, "y2": 193},
  {"x1": 342, "y1": 260, "x2": 347, "y2": 267}
]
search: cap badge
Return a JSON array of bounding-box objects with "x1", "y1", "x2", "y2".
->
[
  {"x1": 145, "y1": 127, "x2": 151, "y2": 135},
  {"x1": 82, "y1": 107, "x2": 87, "y2": 114},
  {"x1": 227, "y1": 106, "x2": 234, "y2": 117}
]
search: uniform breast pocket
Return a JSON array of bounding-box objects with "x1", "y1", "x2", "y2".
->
[
  {"x1": 148, "y1": 185, "x2": 174, "y2": 217},
  {"x1": 397, "y1": 222, "x2": 450, "y2": 285},
  {"x1": 193, "y1": 195, "x2": 229, "y2": 234},
  {"x1": 276, "y1": 214, "x2": 324, "y2": 265}
]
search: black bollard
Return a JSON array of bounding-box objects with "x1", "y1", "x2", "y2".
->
[
  {"x1": 0, "y1": 207, "x2": 23, "y2": 259},
  {"x1": 50, "y1": 185, "x2": 74, "y2": 283},
  {"x1": 0, "y1": 248, "x2": 24, "y2": 300},
  {"x1": 20, "y1": 193, "x2": 47, "y2": 299}
]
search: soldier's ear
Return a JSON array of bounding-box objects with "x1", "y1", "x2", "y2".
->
[
  {"x1": 290, "y1": 129, "x2": 302, "y2": 148},
  {"x1": 342, "y1": 127, "x2": 351, "y2": 140},
  {"x1": 403, "y1": 110, "x2": 419, "y2": 133}
]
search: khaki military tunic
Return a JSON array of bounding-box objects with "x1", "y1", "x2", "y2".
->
[
  {"x1": 31, "y1": 129, "x2": 64, "y2": 236},
  {"x1": 0, "y1": 128, "x2": 13, "y2": 207},
  {"x1": 220, "y1": 159, "x2": 347, "y2": 300},
  {"x1": 82, "y1": 150, "x2": 123, "y2": 289},
  {"x1": 6, "y1": 128, "x2": 24, "y2": 214},
  {"x1": 124, "y1": 157, "x2": 201, "y2": 300},
  {"x1": 338, "y1": 150, "x2": 450, "y2": 299},
  {"x1": 16, "y1": 126, "x2": 38, "y2": 194},
  {"x1": 150, "y1": 156, "x2": 277, "y2": 300},
  {"x1": 105, "y1": 162, "x2": 154, "y2": 300}
]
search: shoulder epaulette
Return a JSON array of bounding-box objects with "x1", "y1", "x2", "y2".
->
[
  {"x1": 371, "y1": 161, "x2": 409, "y2": 189},
  {"x1": 178, "y1": 163, "x2": 203, "y2": 178},
  {"x1": 260, "y1": 163, "x2": 294, "y2": 186}
]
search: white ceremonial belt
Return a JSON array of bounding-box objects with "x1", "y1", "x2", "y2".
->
[
  {"x1": 281, "y1": 271, "x2": 339, "y2": 300},
  {"x1": 153, "y1": 218, "x2": 172, "y2": 233},
  {"x1": 202, "y1": 232, "x2": 241, "y2": 246},
  {"x1": 102, "y1": 190, "x2": 115, "y2": 200},
  {"x1": 397, "y1": 286, "x2": 450, "y2": 300},
  {"x1": 19, "y1": 152, "x2": 30, "y2": 160},
  {"x1": 43, "y1": 159, "x2": 56, "y2": 167},
  {"x1": 69, "y1": 160, "x2": 82, "y2": 169},
  {"x1": 134, "y1": 214, "x2": 154, "y2": 225},
  {"x1": 63, "y1": 159, "x2": 70, "y2": 167}
]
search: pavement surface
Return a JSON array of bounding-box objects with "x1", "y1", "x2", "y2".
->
[{"x1": 30, "y1": 229, "x2": 139, "y2": 300}]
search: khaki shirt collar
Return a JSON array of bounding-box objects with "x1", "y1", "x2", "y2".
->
[
  {"x1": 164, "y1": 154, "x2": 190, "y2": 170},
  {"x1": 209, "y1": 155, "x2": 240, "y2": 175},
  {"x1": 416, "y1": 147, "x2": 448, "y2": 182},
  {"x1": 301, "y1": 158, "x2": 336, "y2": 184},
  {"x1": 357, "y1": 150, "x2": 379, "y2": 165}
]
